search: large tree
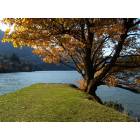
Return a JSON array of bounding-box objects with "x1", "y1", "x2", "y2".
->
[{"x1": 2, "y1": 18, "x2": 140, "y2": 103}]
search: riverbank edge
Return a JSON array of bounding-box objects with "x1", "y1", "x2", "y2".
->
[{"x1": 117, "y1": 84, "x2": 140, "y2": 94}]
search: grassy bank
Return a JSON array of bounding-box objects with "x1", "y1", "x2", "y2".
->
[{"x1": 0, "y1": 83, "x2": 131, "y2": 122}]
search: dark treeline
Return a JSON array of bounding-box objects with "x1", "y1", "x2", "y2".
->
[{"x1": 0, "y1": 53, "x2": 33, "y2": 73}]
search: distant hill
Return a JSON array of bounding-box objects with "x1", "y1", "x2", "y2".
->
[
  {"x1": 0, "y1": 30, "x2": 43, "y2": 63},
  {"x1": 0, "y1": 30, "x2": 73, "y2": 71},
  {"x1": 0, "y1": 53, "x2": 33, "y2": 73}
]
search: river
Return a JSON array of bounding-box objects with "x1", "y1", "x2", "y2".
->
[{"x1": 0, "y1": 71, "x2": 140, "y2": 119}]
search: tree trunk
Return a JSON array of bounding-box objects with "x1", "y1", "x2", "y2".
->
[{"x1": 85, "y1": 80, "x2": 103, "y2": 104}]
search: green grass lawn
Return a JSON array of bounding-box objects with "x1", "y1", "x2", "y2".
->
[{"x1": 0, "y1": 83, "x2": 131, "y2": 122}]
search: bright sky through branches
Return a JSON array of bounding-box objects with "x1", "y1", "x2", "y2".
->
[
  {"x1": 0, "y1": 19, "x2": 14, "y2": 34},
  {"x1": 0, "y1": 22, "x2": 9, "y2": 31}
]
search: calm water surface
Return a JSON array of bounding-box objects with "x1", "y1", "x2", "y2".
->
[{"x1": 0, "y1": 71, "x2": 140, "y2": 119}]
